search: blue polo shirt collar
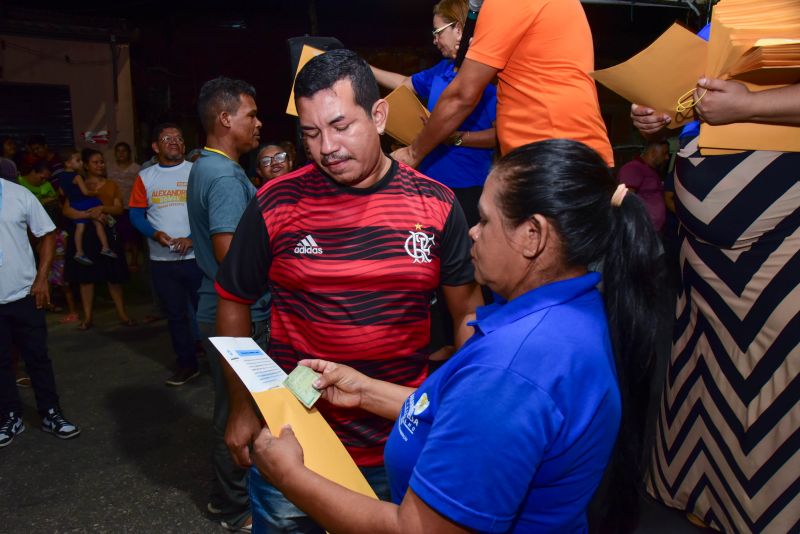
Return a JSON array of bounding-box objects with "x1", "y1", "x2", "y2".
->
[{"x1": 470, "y1": 272, "x2": 601, "y2": 335}]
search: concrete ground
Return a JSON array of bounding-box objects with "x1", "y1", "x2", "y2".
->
[{"x1": 0, "y1": 271, "x2": 709, "y2": 533}]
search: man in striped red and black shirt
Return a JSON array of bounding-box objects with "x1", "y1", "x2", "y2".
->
[{"x1": 215, "y1": 49, "x2": 482, "y2": 532}]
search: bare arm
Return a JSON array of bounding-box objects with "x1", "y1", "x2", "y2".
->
[
  {"x1": 443, "y1": 283, "x2": 483, "y2": 349},
  {"x1": 212, "y1": 233, "x2": 234, "y2": 263},
  {"x1": 371, "y1": 65, "x2": 415, "y2": 93},
  {"x1": 394, "y1": 59, "x2": 498, "y2": 167},
  {"x1": 62, "y1": 198, "x2": 95, "y2": 221},
  {"x1": 254, "y1": 427, "x2": 471, "y2": 534},
  {"x1": 217, "y1": 297, "x2": 262, "y2": 467},
  {"x1": 301, "y1": 359, "x2": 414, "y2": 421},
  {"x1": 695, "y1": 79, "x2": 800, "y2": 125},
  {"x1": 214, "y1": 227, "x2": 262, "y2": 467},
  {"x1": 100, "y1": 185, "x2": 124, "y2": 216},
  {"x1": 31, "y1": 231, "x2": 55, "y2": 309}
]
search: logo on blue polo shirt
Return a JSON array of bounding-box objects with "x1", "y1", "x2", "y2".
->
[{"x1": 398, "y1": 392, "x2": 429, "y2": 441}]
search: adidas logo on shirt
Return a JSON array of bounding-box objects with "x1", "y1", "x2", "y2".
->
[{"x1": 294, "y1": 235, "x2": 323, "y2": 255}]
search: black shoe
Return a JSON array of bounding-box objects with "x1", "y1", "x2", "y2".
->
[
  {"x1": 165, "y1": 367, "x2": 200, "y2": 387},
  {"x1": 41, "y1": 408, "x2": 81, "y2": 440},
  {"x1": 0, "y1": 412, "x2": 25, "y2": 448}
]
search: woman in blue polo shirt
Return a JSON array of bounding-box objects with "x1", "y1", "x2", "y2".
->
[
  {"x1": 371, "y1": 0, "x2": 496, "y2": 227},
  {"x1": 251, "y1": 139, "x2": 665, "y2": 533}
]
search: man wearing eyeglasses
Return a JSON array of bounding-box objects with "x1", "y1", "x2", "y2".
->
[{"x1": 129, "y1": 123, "x2": 203, "y2": 387}]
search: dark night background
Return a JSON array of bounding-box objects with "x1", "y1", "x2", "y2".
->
[{"x1": 0, "y1": 0, "x2": 708, "y2": 164}]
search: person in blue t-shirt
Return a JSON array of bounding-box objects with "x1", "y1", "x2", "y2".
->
[
  {"x1": 371, "y1": 0, "x2": 497, "y2": 228},
  {"x1": 250, "y1": 139, "x2": 666, "y2": 533}
]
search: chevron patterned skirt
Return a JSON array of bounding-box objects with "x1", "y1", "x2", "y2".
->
[{"x1": 648, "y1": 138, "x2": 800, "y2": 533}]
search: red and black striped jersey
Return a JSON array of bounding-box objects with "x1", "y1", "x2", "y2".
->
[{"x1": 215, "y1": 159, "x2": 473, "y2": 466}]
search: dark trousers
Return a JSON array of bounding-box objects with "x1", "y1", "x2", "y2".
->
[
  {"x1": 150, "y1": 259, "x2": 203, "y2": 370},
  {"x1": 0, "y1": 295, "x2": 60, "y2": 417}
]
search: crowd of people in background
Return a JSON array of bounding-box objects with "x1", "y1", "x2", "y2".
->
[{"x1": 2, "y1": 0, "x2": 797, "y2": 532}]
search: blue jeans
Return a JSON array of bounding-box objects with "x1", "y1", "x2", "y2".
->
[
  {"x1": 250, "y1": 464, "x2": 391, "y2": 533},
  {"x1": 149, "y1": 259, "x2": 203, "y2": 370}
]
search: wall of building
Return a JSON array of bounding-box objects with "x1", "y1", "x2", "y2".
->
[{"x1": 0, "y1": 34, "x2": 136, "y2": 158}]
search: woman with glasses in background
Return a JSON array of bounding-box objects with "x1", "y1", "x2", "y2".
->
[
  {"x1": 252, "y1": 142, "x2": 295, "y2": 188},
  {"x1": 370, "y1": 0, "x2": 496, "y2": 228}
]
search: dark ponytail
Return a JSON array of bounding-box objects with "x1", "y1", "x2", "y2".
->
[{"x1": 494, "y1": 139, "x2": 667, "y2": 533}]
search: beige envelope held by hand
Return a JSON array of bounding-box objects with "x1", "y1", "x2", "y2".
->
[{"x1": 591, "y1": 24, "x2": 708, "y2": 129}]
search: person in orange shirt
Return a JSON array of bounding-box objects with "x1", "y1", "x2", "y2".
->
[{"x1": 393, "y1": 0, "x2": 613, "y2": 168}]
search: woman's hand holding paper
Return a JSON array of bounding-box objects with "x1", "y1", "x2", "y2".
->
[
  {"x1": 299, "y1": 359, "x2": 367, "y2": 410},
  {"x1": 631, "y1": 103, "x2": 671, "y2": 137}
]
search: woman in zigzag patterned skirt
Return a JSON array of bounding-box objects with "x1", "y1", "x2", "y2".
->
[{"x1": 636, "y1": 81, "x2": 800, "y2": 533}]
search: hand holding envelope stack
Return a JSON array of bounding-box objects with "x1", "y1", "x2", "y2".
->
[{"x1": 591, "y1": 0, "x2": 800, "y2": 154}]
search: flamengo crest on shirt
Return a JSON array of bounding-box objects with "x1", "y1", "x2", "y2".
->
[
  {"x1": 294, "y1": 235, "x2": 323, "y2": 255},
  {"x1": 405, "y1": 224, "x2": 434, "y2": 264}
]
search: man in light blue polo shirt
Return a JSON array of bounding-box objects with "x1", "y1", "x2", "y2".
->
[
  {"x1": 0, "y1": 177, "x2": 80, "y2": 448},
  {"x1": 186, "y1": 76, "x2": 269, "y2": 532}
]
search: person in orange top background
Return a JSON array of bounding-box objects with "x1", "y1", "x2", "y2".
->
[{"x1": 393, "y1": 0, "x2": 613, "y2": 168}]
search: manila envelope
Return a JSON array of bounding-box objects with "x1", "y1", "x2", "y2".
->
[
  {"x1": 384, "y1": 85, "x2": 430, "y2": 146},
  {"x1": 252, "y1": 387, "x2": 378, "y2": 500},
  {"x1": 591, "y1": 23, "x2": 708, "y2": 129},
  {"x1": 286, "y1": 45, "x2": 325, "y2": 117}
]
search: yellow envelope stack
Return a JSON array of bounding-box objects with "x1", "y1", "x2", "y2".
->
[
  {"x1": 591, "y1": 0, "x2": 800, "y2": 154},
  {"x1": 700, "y1": 0, "x2": 800, "y2": 153}
]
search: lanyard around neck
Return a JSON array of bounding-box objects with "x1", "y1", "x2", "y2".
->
[{"x1": 204, "y1": 146, "x2": 232, "y2": 160}]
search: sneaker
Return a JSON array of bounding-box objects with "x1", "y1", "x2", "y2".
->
[
  {"x1": 207, "y1": 502, "x2": 223, "y2": 515},
  {"x1": 41, "y1": 408, "x2": 81, "y2": 439},
  {"x1": 165, "y1": 367, "x2": 200, "y2": 387},
  {"x1": 100, "y1": 248, "x2": 118, "y2": 259},
  {"x1": 220, "y1": 517, "x2": 252, "y2": 532},
  {"x1": 0, "y1": 412, "x2": 25, "y2": 448},
  {"x1": 74, "y1": 254, "x2": 94, "y2": 266}
]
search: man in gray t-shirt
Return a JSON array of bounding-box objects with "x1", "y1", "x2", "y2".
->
[{"x1": 186, "y1": 77, "x2": 268, "y2": 532}]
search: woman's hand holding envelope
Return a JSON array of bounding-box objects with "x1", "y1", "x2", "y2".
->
[{"x1": 631, "y1": 104, "x2": 672, "y2": 137}]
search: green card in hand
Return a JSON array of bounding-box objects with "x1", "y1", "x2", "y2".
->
[{"x1": 283, "y1": 366, "x2": 322, "y2": 409}]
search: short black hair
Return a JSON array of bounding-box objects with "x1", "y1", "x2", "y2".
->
[
  {"x1": 151, "y1": 122, "x2": 182, "y2": 143},
  {"x1": 294, "y1": 49, "x2": 379, "y2": 116},
  {"x1": 197, "y1": 77, "x2": 256, "y2": 134},
  {"x1": 114, "y1": 141, "x2": 132, "y2": 152}
]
